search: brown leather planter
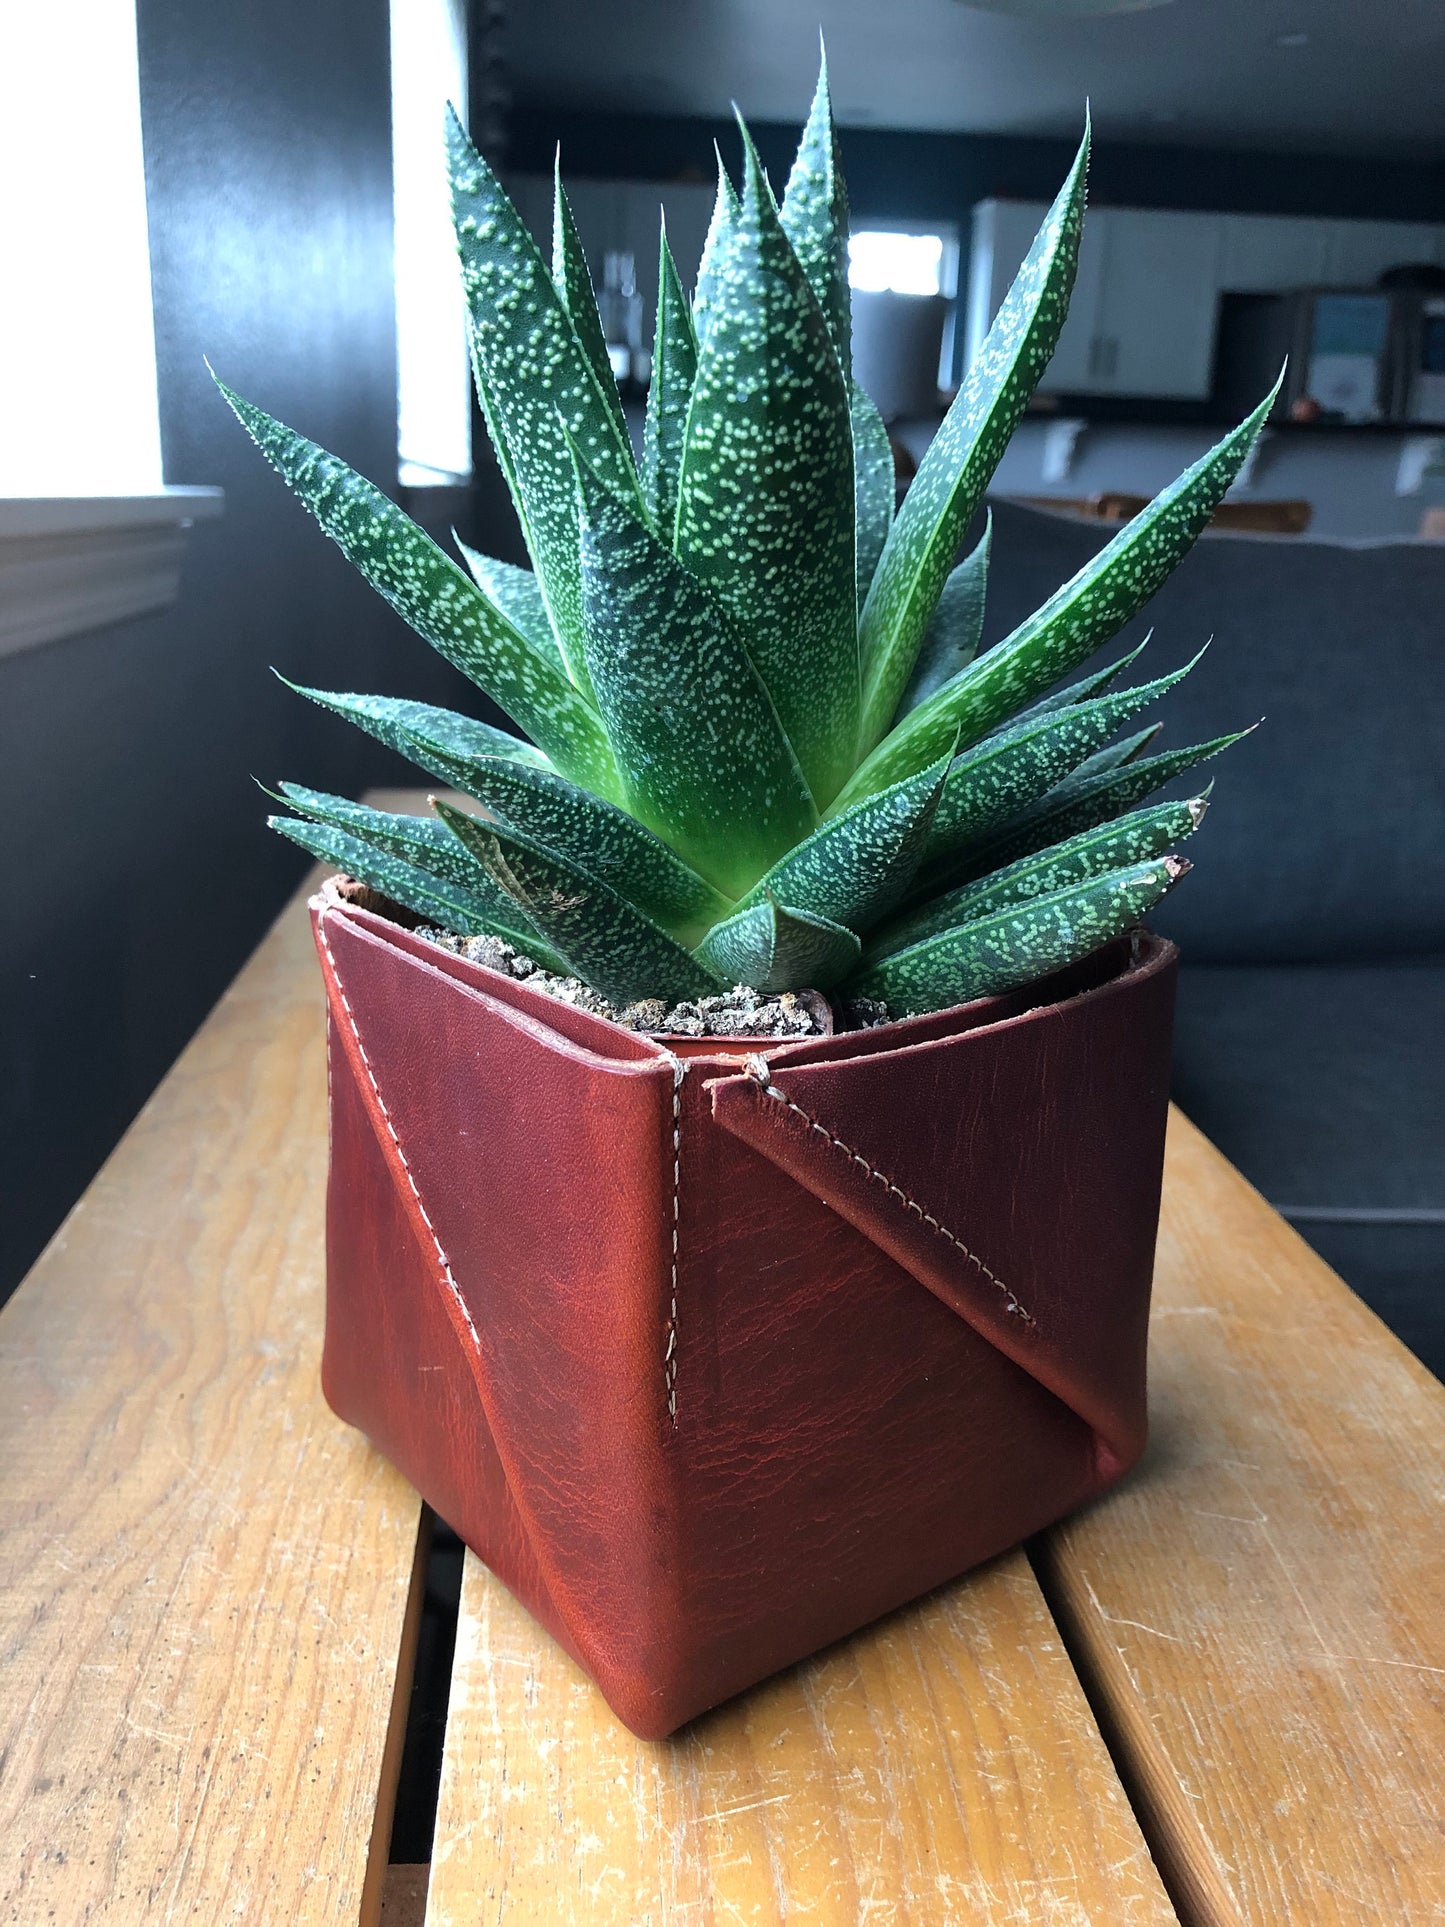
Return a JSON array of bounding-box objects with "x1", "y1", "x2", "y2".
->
[{"x1": 312, "y1": 891, "x2": 1178, "y2": 1739}]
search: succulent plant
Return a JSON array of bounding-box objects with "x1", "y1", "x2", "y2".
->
[{"x1": 233, "y1": 56, "x2": 1269, "y2": 1021}]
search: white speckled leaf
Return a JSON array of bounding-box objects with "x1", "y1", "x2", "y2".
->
[
  {"x1": 269, "y1": 811, "x2": 562, "y2": 962},
  {"x1": 897, "y1": 514, "x2": 991, "y2": 719},
  {"x1": 868, "y1": 792, "x2": 1207, "y2": 961},
  {"x1": 840, "y1": 386, "x2": 1277, "y2": 806},
  {"x1": 858, "y1": 126, "x2": 1090, "y2": 745},
  {"x1": 691, "y1": 154, "x2": 740, "y2": 352},
  {"x1": 453, "y1": 538, "x2": 567, "y2": 673},
  {"x1": 1007, "y1": 635, "x2": 1148, "y2": 729},
  {"x1": 732, "y1": 747, "x2": 951, "y2": 937},
  {"x1": 957, "y1": 727, "x2": 1252, "y2": 880},
  {"x1": 435, "y1": 800, "x2": 722, "y2": 1004},
  {"x1": 572, "y1": 444, "x2": 817, "y2": 899},
  {"x1": 396, "y1": 730, "x2": 732, "y2": 945},
  {"x1": 695, "y1": 898, "x2": 861, "y2": 993},
  {"x1": 850, "y1": 856, "x2": 1187, "y2": 1015},
  {"x1": 642, "y1": 227, "x2": 698, "y2": 540},
  {"x1": 779, "y1": 49, "x2": 851, "y2": 376},
  {"x1": 922, "y1": 649, "x2": 1206, "y2": 866},
  {"x1": 851, "y1": 382, "x2": 894, "y2": 615},
  {"x1": 217, "y1": 382, "x2": 620, "y2": 798},
  {"x1": 283, "y1": 682, "x2": 552, "y2": 775},
  {"x1": 448, "y1": 108, "x2": 642, "y2": 692},
  {"x1": 275, "y1": 782, "x2": 548, "y2": 929},
  {"x1": 675, "y1": 120, "x2": 859, "y2": 808},
  {"x1": 552, "y1": 160, "x2": 631, "y2": 455}
]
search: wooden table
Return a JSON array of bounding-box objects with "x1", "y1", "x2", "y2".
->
[{"x1": 3, "y1": 855, "x2": 1442, "y2": 1925}]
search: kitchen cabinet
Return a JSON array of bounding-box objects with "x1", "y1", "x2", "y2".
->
[
  {"x1": 969, "y1": 201, "x2": 1445, "y2": 402},
  {"x1": 1323, "y1": 221, "x2": 1445, "y2": 287},
  {"x1": 969, "y1": 202, "x2": 1221, "y2": 399},
  {"x1": 1217, "y1": 215, "x2": 1334, "y2": 292}
]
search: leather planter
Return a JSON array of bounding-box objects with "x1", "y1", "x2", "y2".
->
[{"x1": 312, "y1": 892, "x2": 1178, "y2": 1739}]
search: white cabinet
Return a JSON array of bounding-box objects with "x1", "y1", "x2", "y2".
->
[
  {"x1": 1218, "y1": 215, "x2": 1334, "y2": 291},
  {"x1": 1323, "y1": 221, "x2": 1445, "y2": 287},
  {"x1": 968, "y1": 201, "x2": 1220, "y2": 399},
  {"x1": 1090, "y1": 210, "x2": 1223, "y2": 398},
  {"x1": 968, "y1": 201, "x2": 1445, "y2": 402}
]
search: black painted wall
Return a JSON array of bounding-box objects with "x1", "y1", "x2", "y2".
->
[
  {"x1": 512, "y1": 106, "x2": 1445, "y2": 227},
  {"x1": 0, "y1": 0, "x2": 493, "y2": 1300}
]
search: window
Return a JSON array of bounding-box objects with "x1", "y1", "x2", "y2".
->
[
  {"x1": 848, "y1": 231, "x2": 948, "y2": 299},
  {"x1": 391, "y1": 0, "x2": 472, "y2": 487},
  {"x1": 0, "y1": 0, "x2": 164, "y2": 494}
]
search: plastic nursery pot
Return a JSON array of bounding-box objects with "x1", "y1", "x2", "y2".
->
[{"x1": 312, "y1": 887, "x2": 1179, "y2": 1741}]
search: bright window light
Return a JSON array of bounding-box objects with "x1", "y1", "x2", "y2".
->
[
  {"x1": 0, "y1": 3, "x2": 164, "y2": 495},
  {"x1": 392, "y1": 0, "x2": 472, "y2": 487},
  {"x1": 848, "y1": 231, "x2": 945, "y2": 298}
]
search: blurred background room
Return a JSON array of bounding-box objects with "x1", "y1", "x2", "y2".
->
[{"x1": 3, "y1": 0, "x2": 1442, "y2": 1371}]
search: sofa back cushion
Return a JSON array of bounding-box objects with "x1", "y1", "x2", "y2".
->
[{"x1": 978, "y1": 500, "x2": 1445, "y2": 963}]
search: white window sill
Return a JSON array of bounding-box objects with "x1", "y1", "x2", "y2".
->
[{"x1": 0, "y1": 487, "x2": 225, "y2": 660}]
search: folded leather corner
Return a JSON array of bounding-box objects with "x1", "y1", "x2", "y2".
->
[{"x1": 708, "y1": 943, "x2": 1177, "y2": 1481}]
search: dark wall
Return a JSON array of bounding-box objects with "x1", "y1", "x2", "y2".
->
[
  {"x1": 0, "y1": 0, "x2": 492, "y2": 1300},
  {"x1": 511, "y1": 106, "x2": 1445, "y2": 227}
]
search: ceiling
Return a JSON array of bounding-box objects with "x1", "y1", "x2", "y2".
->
[{"x1": 503, "y1": 0, "x2": 1445, "y2": 158}]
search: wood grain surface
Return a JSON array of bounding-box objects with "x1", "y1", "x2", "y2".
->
[
  {"x1": 426, "y1": 1545, "x2": 1177, "y2": 1926},
  {"x1": 0, "y1": 885, "x2": 426, "y2": 1924},
  {"x1": 1035, "y1": 1107, "x2": 1445, "y2": 1926}
]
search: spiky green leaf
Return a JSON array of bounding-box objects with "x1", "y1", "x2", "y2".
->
[
  {"x1": 551, "y1": 158, "x2": 630, "y2": 453},
  {"x1": 1009, "y1": 634, "x2": 1148, "y2": 727},
  {"x1": 396, "y1": 731, "x2": 732, "y2": 945},
  {"x1": 453, "y1": 540, "x2": 565, "y2": 672},
  {"x1": 843, "y1": 386, "x2": 1277, "y2": 804},
  {"x1": 270, "y1": 812, "x2": 562, "y2": 962},
  {"x1": 779, "y1": 48, "x2": 851, "y2": 375},
  {"x1": 732, "y1": 748, "x2": 951, "y2": 936},
  {"x1": 695, "y1": 898, "x2": 861, "y2": 993},
  {"x1": 851, "y1": 382, "x2": 894, "y2": 615},
  {"x1": 642, "y1": 227, "x2": 698, "y2": 539},
  {"x1": 674, "y1": 119, "x2": 858, "y2": 807},
  {"x1": 283, "y1": 683, "x2": 551, "y2": 778},
  {"x1": 692, "y1": 153, "x2": 740, "y2": 351},
  {"x1": 571, "y1": 444, "x2": 816, "y2": 898},
  {"x1": 434, "y1": 800, "x2": 721, "y2": 1005},
  {"x1": 849, "y1": 856, "x2": 1188, "y2": 1016},
  {"x1": 448, "y1": 108, "x2": 642, "y2": 691},
  {"x1": 957, "y1": 727, "x2": 1253, "y2": 880},
  {"x1": 869, "y1": 791, "x2": 1208, "y2": 960},
  {"x1": 216, "y1": 383, "x2": 619, "y2": 796},
  {"x1": 922, "y1": 648, "x2": 1204, "y2": 865},
  {"x1": 897, "y1": 515, "x2": 991, "y2": 719},
  {"x1": 273, "y1": 783, "x2": 571, "y2": 970},
  {"x1": 857, "y1": 125, "x2": 1090, "y2": 744}
]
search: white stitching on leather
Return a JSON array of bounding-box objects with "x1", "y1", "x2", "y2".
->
[
  {"x1": 661, "y1": 1053, "x2": 686, "y2": 1426},
  {"x1": 742, "y1": 1056, "x2": 1033, "y2": 1326},
  {"x1": 318, "y1": 914, "x2": 483, "y2": 1358}
]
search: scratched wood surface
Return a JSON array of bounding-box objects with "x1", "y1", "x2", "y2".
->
[
  {"x1": 1035, "y1": 1107, "x2": 1445, "y2": 1926},
  {"x1": 0, "y1": 883, "x2": 426, "y2": 1925},
  {"x1": 426, "y1": 1545, "x2": 1177, "y2": 1926}
]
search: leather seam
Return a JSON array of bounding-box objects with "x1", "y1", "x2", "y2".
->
[
  {"x1": 742, "y1": 1056, "x2": 1034, "y2": 1327},
  {"x1": 660, "y1": 1053, "x2": 686, "y2": 1427},
  {"x1": 316, "y1": 913, "x2": 485, "y2": 1364}
]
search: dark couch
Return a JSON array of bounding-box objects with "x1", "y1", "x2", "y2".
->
[{"x1": 981, "y1": 500, "x2": 1445, "y2": 1377}]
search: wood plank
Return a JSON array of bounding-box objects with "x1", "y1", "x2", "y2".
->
[
  {"x1": 0, "y1": 881, "x2": 427, "y2": 1923},
  {"x1": 427, "y1": 1546, "x2": 1178, "y2": 1926},
  {"x1": 1035, "y1": 1107, "x2": 1445, "y2": 1926}
]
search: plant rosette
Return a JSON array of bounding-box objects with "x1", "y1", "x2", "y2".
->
[{"x1": 222, "y1": 51, "x2": 1266, "y2": 1734}]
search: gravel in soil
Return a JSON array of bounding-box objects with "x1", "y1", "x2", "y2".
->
[{"x1": 417, "y1": 929, "x2": 889, "y2": 1037}]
